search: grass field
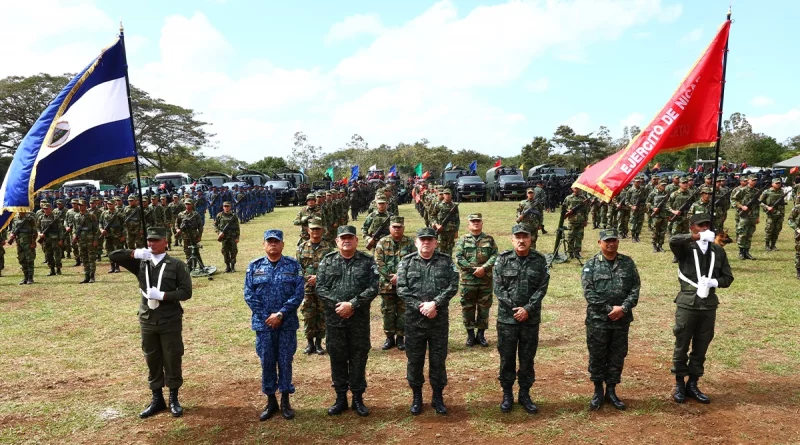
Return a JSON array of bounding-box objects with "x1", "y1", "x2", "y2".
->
[{"x1": 1, "y1": 201, "x2": 799, "y2": 444}]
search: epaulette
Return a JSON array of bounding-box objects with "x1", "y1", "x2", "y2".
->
[
  {"x1": 499, "y1": 249, "x2": 515, "y2": 257},
  {"x1": 356, "y1": 250, "x2": 373, "y2": 260}
]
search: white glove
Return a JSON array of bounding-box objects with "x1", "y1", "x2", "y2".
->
[
  {"x1": 133, "y1": 248, "x2": 153, "y2": 261},
  {"x1": 147, "y1": 287, "x2": 165, "y2": 301},
  {"x1": 698, "y1": 230, "x2": 716, "y2": 243},
  {"x1": 141, "y1": 289, "x2": 161, "y2": 309},
  {"x1": 707, "y1": 278, "x2": 719, "y2": 288},
  {"x1": 696, "y1": 276, "x2": 710, "y2": 299}
]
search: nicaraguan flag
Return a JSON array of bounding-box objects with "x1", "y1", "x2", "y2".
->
[
  {"x1": 388, "y1": 165, "x2": 397, "y2": 177},
  {"x1": 0, "y1": 37, "x2": 136, "y2": 230}
]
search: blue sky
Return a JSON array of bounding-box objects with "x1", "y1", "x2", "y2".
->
[{"x1": 3, "y1": 0, "x2": 798, "y2": 162}]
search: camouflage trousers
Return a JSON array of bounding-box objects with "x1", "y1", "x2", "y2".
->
[
  {"x1": 327, "y1": 322, "x2": 371, "y2": 393},
  {"x1": 736, "y1": 216, "x2": 757, "y2": 249},
  {"x1": 591, "y1": 205, "x2": 600, "y2": 227},
  {"x1": 617, "y1": 209, "x2": 630, "y2": 235},
  {"x1": 497, "y1": 322, "x2": 539, "y2": 389},
  {"x1": 126, "y1": 226, "x2": 145, "y2": 249},
  {"x1": 105, "y1": 232, "x2": 124, "y2": 263},
  {"x1": 301, "y1": 291, "x2": 325, "y2": 339},
  {"x1": 62, "y1": 233, "x2": 71, "y2": 258},
  {"x1": 405, "y1": 322, "x2": 449, "y2": 389},
  {"x1": 630, "y1": 210, "x2": 646, "y2": 236},
  {"x1": 78, "y1": 239, "x2": 97, "y2": 276},
  {"x1": 0, "y1": 244, "x2": 4, "y2": 271},
  {"x1": 586, "y1": 325, "x2": 629, "y2": 384},
  {"x1": 165, "y1": 224, "x2": 173, "y2": 247},
  {"x1": 567, "y1": 222, "x2": 585, "y2": 255},
  {"x1": 651, "y1": 217, "x2": 667, "y2": 246},
  {"x1": 607, "y1": 207, "x2": 619, "y2": 229},
  {"x1": 255, "y1": 328, "x2": 297, "y2": 395},
  {"x1": 181, "y1": 233, "x2": 202, "y2": 262},
  {"x1": 460, "y1": 284, "x2": 493, "y2": 330},
  {"x1": 599, "y1": 205, "x2": 608, "y2": 228},
  {"x1": 669, "y1": 217, "x2": 689, "y2": 236},
  {"x1": 764, "y1": 213, "x2": 783, "y2": 244},
  {"x1": 714, "y1": 211, "x2": 727, "y2": 234},
  {"x1": 380, "y1": 292, "x2": 405, "y2": 336},
  {"x1": 794, "y1": 236, "x2": 800, "y2": 269},
  {"x1": 220, "y1": 238, "x2": 238, "y2": 264},
  {"x1": 671, "y1": 307, "x2": 715, "y2": 378},
  {"x1": 437, "y1": 230, "x2": 456, "y2": 256},
  {"x1": 71, "y1": 233, "x2": 80, "y2": 258},
  {"x1": 42, "y1": 236, "x2": 62, "y2": 268},
  {"x1": 15, "y1": 235, "x2": 36, "y2": 276}
]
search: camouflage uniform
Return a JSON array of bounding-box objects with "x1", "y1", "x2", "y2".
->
[
  {"x1": 454, "y1": 226, "x2": 498, "y2": 333},
  {"x1": 168, "y1": 197, "x2": 185, "y2": 246},
  {"x1": 647, "y1": 183, "x2": 669, "y2": 251},
  {"x1": 52, "y1": 202, "x2": 69, "y2": 259},
  {"x1": 296, "y1": 226, "x2": 333, "y2": 342},
  {"x1": 787, "y1": 203, "x2": 800, "y2": 276},
  {"x1": 563, "y1": 192, "x2": 590, "y2": 257},
  {"x1": 73, "y1": 207, "x2": 101, "y2": 282},
  {"x1": 10, "y1": 213, "x2": 38, "y2": 283},
  {"x1": 668, "y1": 186, "x2": 694, "y2": 235},
  {"x1": 627, "y1": 181, "x2": 648, "y2": 241},
  {"x1": 175, "y1": 203, "x2": 203, "y2": 263},
  {"x1": 0, "y1": 228, "x2": 6, "y2": 275},
  {"x1": 65, "y1": 203, "x2": 80, "y2": 258},
  {"x1": 760, "y1": 181, "x2": 787, "y2": 250},
  {"x1": 517, "y1": 195, "x2": 540, "y2": 249},
  {"x1": 214, "y1": 206, "x2": 240, "y2": 271},
  {"x1": 100, "y1": 206, "x2": 125, "y2": 273},
  {"x1": 36, "y1": 206, "x2": 64, "y2": 273},
  {"x1": 362, "y1": 208, "x2": 392, "y2": 251},
  {"x1": 434, "y1": 197, "x2": 459, "y2": 255},
  {"x1": 731, "y1": 181, "x2": 761, "y2": 255},
  {"x1": 123, "y1": 199, "x2": 145, "y2": 249},
  {"x1": 615, "y1": 188, "x2": 631, "y2": 238},
  {"x1": 292, "y1": 201, "x2": 322, "y2": 245},
  {"x1": 374, "y1": 225, "x2": 416, "y2": 340}
]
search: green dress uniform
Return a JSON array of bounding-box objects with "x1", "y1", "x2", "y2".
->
[
  {"x1": 296, "y1": 219, "x2": 334, "y2": 352},
  {"x1": 315, "y1": 227, "x2": 379, "y2": 415},
  {"x1": 9, "y1": 213, "x2": 38, "y2": 284},
  {"x1": 397, "y1": 229, "x2": 459, "y2": 414},
  {"x1": 493, "y1": 233, "x2": 549, "y2": 413},
  {"x1": 373, "y1": 220, "x2": 416, "y2": 348},
  {"x1": 109, "y1": 230, "x2": 193, "y2": 418},
  {"x1": 787, "y1": 203, "x2": 800, "y2": 278},
  {"x1": 759, "y1": 180, "x2": 787, "y2": 251},
  {"x1": 669, "y1": 221, "x2": 734, "y2": 404},
  {"x1": 454, "y1": 220, "x2": 498, "y2": 344},
  {"x1": 214, "y1": 206, "x2": 240, "y2": 272}
]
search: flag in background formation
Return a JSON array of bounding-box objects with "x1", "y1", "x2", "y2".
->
[
  {"x1": 444, "y1": 162, "x2": 452, "y2": 170},
  {"x1": 519, "y1": 163, "x2": 525, "y2": 171},
  {"x1": 388, "y1": 165, "x2": 397, "y2": 177},
  {"x1": 368, "y1": 164, "x2": 377, "y2": 171},
  {"x1": 573, "y1": 19, "x2": 731, "y2": 202},
  {"x1": 0, "y1": 37, "x2": 136, "y2": 230},
  {"x1": 325, "y1": 166, "x2": 334, "y2": 179},
  {"x1": 468, "y1": 160, "x2": 477, "y2": 173},
  {"x1": 493, "y1": 159, "x2": 502, "y2": 168},
  {"x1": 414, "y1": 163, "x2": 423, "y2": 177},
  {"x1": 350, "y1": 165, "x2": 360, "y2": 181}
]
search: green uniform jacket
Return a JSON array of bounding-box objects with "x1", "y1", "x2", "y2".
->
[
  {"x1": 374, "y1": 235, "x2": 416, "y2": 293},
  {"x1": 109, "y1": 250, "x2": 193, "y2": 324},
  {"x1": 581, "y1": 253, "x2": 640, "y2": 328},
  {"x1": 296, "y1": 239, "x2": 334, "y2": 293},
  {"x1": 396, "y1": 251, "x2": 459, "y2": 328},
  {"x1": 669, "y1": 234, "x2": 734, "y2": 310},
  {"x1": 454, "y1": 232, "x2": 498, "y2": 285},
  {"x1": 434, "y1": 201, "x2": 459, "y2": 232},
  {"x1": 214, "y1": 212, "x2": 240, "y2": 240},
  {"x1": 493, "y1": 250, "x2": 550, "y2": 325},
  {"x1": 316, "y1": 250, "x2": 379, "y2": 328},
  {"x1": 760, "y1": 188, "x2": 788, "y2": 216}
]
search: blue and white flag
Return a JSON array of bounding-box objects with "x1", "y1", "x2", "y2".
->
[
  {"x1": 388, "y1": 165, "x2": 397, "y2": 177},
  {"x1": 444, "y1": 162, "x2": 453, "y2": 170},
  {"x1": 0, "y1": 37, "x2": 136, "y2": 230},
  {"x1": 350, "y1": 165, "x2": 360, "y2": 181},
  {"x1": 468, "y1": 160, "x2": 477, "y2": 173}
]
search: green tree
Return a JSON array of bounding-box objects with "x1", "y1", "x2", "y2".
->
[
  {"x1": 745, "y1": 134, "x2": 787, "y2": 167},
  {"x1": 519, "y1": 136, "x2": 552, "y2": 169},
  {"x1": 248, "y1": 156, "x2": 287, "y2": 174},
  {"x1": 288, "y1": 131, "x2": 323, "y2": 174},
  {"x1": 0, "y1": 73, "x2": 71, "y2": 156}
]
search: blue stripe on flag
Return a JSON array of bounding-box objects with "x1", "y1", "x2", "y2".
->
[{"x1": 65, "y1": 40, "x2": 127, "y2": 112}]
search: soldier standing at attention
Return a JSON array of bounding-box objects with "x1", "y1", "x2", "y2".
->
[
  {"x1": 563, "y1": 187, "x2": 589, "y2": 259},
  {"x1": 516, "y1": 189, "x2": 541, "y2": 249},
  {"x1": 74, "y1": 199, "x2": 100, "y2": 284},
  {"x1": 109, "y1": 228, "x2": 193, "y2": 418},
  {"x1": 124, "y1": 195, "x2": 145, "y2": 249},
  {"x1": 174, "y1": 199, "x2": 202, "y2": 262},
  {"x1": 37, "y1": 202, "x2": 64, "y2": 277},
  {"x1": 214, "y1": 201, "x2": 240, "y2": 273},
  {"x1": 669, "y1": 213, "x2": 733, "y2": 404},
  {"x1": 374, "y1": 216, "x2": 416, "y2": 351},
  {"x1": 293, "y1": 194, "x2": 321, "y2": 245},
  {"x1": 244, "y1": 229, "x2": 304, "y2": 421},
  {"x1": 787, "y1": 200, "x2": 800, "y2": 279},
  {"x1": 316, "y1": 226, "x2": 379, "y2": 417},
  {"x1": 168, "y1": 195, "x2": 185, "y2": 248},
  {"x1": 645, "y1": 175, "x2": 660, "y2": 231},
  {"x1": 194, "y1": 189, "x2": 208, "y2": 226},
  {"x1": 160, "y1": 196, "x2": 173, "y2": 250},
  {"x1": 397, "y1": 227, "x2": 459, "y2": 415},
  {"x1": 730, "y1": 175, "x2": 748, "y2": 242},
  {"x1": 454, "y1": 213, "x2": 498, "y2": 347},
  {"x1": 760, "y1": 178, "x2": 787, "y2": 252},
  {"x1": 9, "y1": 210, "x2": 38, "y2": 284},
  {"x1": 362, "y1": 198, "x2": 392, "y2": 251},
  {"x1": 101, "y1": 199, "x2": 125, "y2": 274},
  {"x1": 493, "y1": 224, "x2": 549, "y2": 414},
  {"x1": 582, "y1": 229, "x2": 640, "y2": 411},
  {"x1": 647, "y1": 179, "x2": 670, "y2": 253},
  {"x1": 627, "y1": 176, "x2": 648, "y2": 242},
  {"x1": 64, "y1": 198, "x2": 80, "y2": 263},
  {"x1": 615, "y1": 186, "x2": 631, "y2": 239},
  {"x1": 296, "y1": 217, "x2": 333, "y2": 355},
  {"x1": 668, "y1": 177, "x2": 694, "y2": 263},
  {"x1": 53, "y1": 200, "x2": 68, "y2": 260},
  {"x1": 433, "y1": 189, "x2": 459, "y2": 255},
  {"x1": 732, "y1": 175, "x2": 761, "y2": 260},
  {"x1": 534, "y1": 179, "x2": 548, "y2": 234}
]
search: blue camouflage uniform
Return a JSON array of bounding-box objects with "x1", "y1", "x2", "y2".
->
[{"x1": 244, "y1": 232, "x2": 305, "y2": 396}]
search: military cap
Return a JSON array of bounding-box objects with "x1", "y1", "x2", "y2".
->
[
  {"x1": 40, "y1": 201, "x2": 51, "y2": 208},
  {"x1": 526, "y1": 187, "x2": 535, "y2": 193},
  {"x1": 264, "y1": 229, "x2": 283, "y2": 241},
  {"x1": 535, "y1": 177, "x2": 544, "y2": 183},
  {"x1": 772, "y1": 177, "x2": 783, "y2": 184},
  {"x1": 679, "y1": 176, "x2": 688, "y2": 183},
  {"x1": 308, "y1": 217, "x2": 324, "y2": 229},
  {"x1": 172, "y1": 194, "x2": 180, "y2": 198},
  {"x1": 55, "y1": 199, "x2": 64, "y2": 204},
  {"x1": 390, "y1": 216, "x2": 404, "y2": 226},
  {"x1": 416, "y1": 227, "x2": 437, "y2": 238},
  {"x1": 127, "y1": 195, "x2": 137, "y2": 201},
  {"x1": 704, "y1": 174, "x2": 712, "y2": 180},
  {"x1": 511, "y1": 224, "x2": 530, "y2": 235},
  {"x1": 442, "y1": 189, "x2": 452, "y2": 195},
  {"x1": 634, "y1": 175, "x2": 644, "y2": 181},
  {"x1": 690, "y1": 213, "x2": 711, "y2": 225},
  {"x1": 468, "y1": 213, "x2": 482, "y2": 221},
  {"x1": 71, "y1": 198, "x2": 79, "y2": 204},
  {"x1": 716, "y1": 177, "x2": 725, "y2": 182},
  {"x1": 599, "y1": 228, "x2": 619, "y2": 241},
  {"x1": 146, "y1": 227, "x2": 167, "y2": 240},
  {"x1": 315, "y1": 192, "x2": 326, "y2": 198},
  {"x1": 222, "y1": 201, "x2": 232, "y2": 206},
  {"x1": 114, "y1": 196, "x2": 123, "y2": 201},
  {"x1": 305, "y1": 193, "x2": 316, "y2": 201},
  {"x1": 700, "y1": 186, "x2": 713, "y2": 194},
  {"x1": 337, "y1": 225, "x2": 357, "y2": 237},
  {"x1": 183, "y1": 198, "x2": 194, "y2": 205},
  {"x1": 437, "y1": 188, "x2": 444, "y2": 194},
  {"x1": 326, "y1": 190, "x2": 335, "y2": 195},
  {"x1": 748, "y1": 174, "x2": 758, "y2": 180},
  {"x1": 659, "y1": 178, "x2": 669, "y2": 185},
  {"x1": 672, "y1": 174, "x2": 680, "y2": 180},
  {"x1": 375, "y1": 197, "x2": 388, "y2": 204},
  {"x1": 141, "y1": 196, "x2": 150, "y2": 202},
  {"x1": 78, "y1": 199, "x2": 87, "y2": 205}
]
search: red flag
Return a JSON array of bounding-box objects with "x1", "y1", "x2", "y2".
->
[
  {"x1": 342, "y1": 176, "x2": 349, "y2": 185},
  {"x1": 574, "y1": 19, "x2": 731, "y2": 202},
  {"x1": 790, "y1": 167, "x2": 799, "y2": 175},
  {"x1": 422, "y1": 171, "x2": 431, "y2": 179},
  {"x1": 493, "y1": 159, "x2": 502, "y2": 168}
]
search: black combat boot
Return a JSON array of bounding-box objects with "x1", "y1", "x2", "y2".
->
[
  {"x1": 744, "y1": 249, "x2": 755, "y2": 260},
  {"x1": 230, "y1": 262, "x2": 236, "y2": 273},
  {"x1": 673, "y1": 376, "x2": 686, "y2": 403},
  {"x1": 47, "y1": 267, "x2": 56, "y2": 276},
  {"x1": 108, "y1": 264, "x2": 116, "y2": 273},
  {"x1": 632, "y1": 233, "x2": 639, "y2": 243},
  {"x1": 19, "y1": 273, "x2": 28, "y2": 285},
  {"x1": 589, "y1": 382, "x2": 604, "y2": 411},
  {"x1": 280, "y1": 392, "x2": 295, "y2": 420},
  {"x1": 56, "y1": 267, "x2": 62, "y2": 275},
  {"x1": 260, "y1": 394, "x2": 279, "y2": 420},
  {"x1": 26, "y1": 272, "x2": 33, "y2": 284},
  {"x1": 224, "y1": 263, "x2": 231, "y2": 273},
  {"x1": 500, "y1": 386, "x2": 514, "y2": 413},
  {"x1": 79, "y1": 272, "x2": 90, "y2": 284},
  {"x1": 304, "y1": 337, "x2": 315, "y2": 354},
  {"x1": 169, "y1": 388, "x2": 183, "y2": 417},
  {"x1": 74, "y1": 258, "x2": 81, "y2": 267},
  {"x1": 315, "y1": 336, "x2": 325, "y2": 355},
  {"x1": 89, "y1": 273, "x2": 95, "y2": 283},
  {"x1": 431, "y1": 387, "x2": 447, "y2": 415},
  {"x1": 396, "y1": 335, "x2": 405, "y2": 351},
  {"x1": 382, "y1": 334, "x2": 396, "y2": 350},
  {"x1": 796, "y1": 268, "x2": 800, "y2": 280},
  {"x1": 476, "y1": 329, "x2": 489, "y2": 347},
  {"x1": 139, "y1": 389, "x2": 167, "y2": 418},
  {"x1": 658, "y1": 244, "x2": 664, "y2": 252},
  {"x1": 770, "y1": 241, "x2": 778, "y2": 251},
  {"x1": 766, "y1": 241, "x2": 772, "y2": 251},
  {"x1": 351, "y1": 392, "x2": 370, "y2": 417},
  {"x1": 410, "y1": 386, "x2": 423, "y2": 415},
  {"x1": 518, "y1": 387, "x2": 538, "y2": 414},
  {"x1": 686, "y1": 376, "x2": 710, "y2": 404},
  {"x1": 605, "y1": 384, "x2": 626, "y2": 410},
  {"x1": 465, "y1": 329, "x2": 476, "y2": 347},
  {"x1": 652, "y1": 243, "x2": 659, "y2": 253},
  {"x1": 327, "y1": 391, "x2": 348, "y2": 416},
  {"x1": 738, "y1": 248, "x2": 745, "y2": 260}
]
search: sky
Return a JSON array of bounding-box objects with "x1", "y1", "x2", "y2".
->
[{"x1": 2, "y1": 0, "x2": 799, "y2": 163}]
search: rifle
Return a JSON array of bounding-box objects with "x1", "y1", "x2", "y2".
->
[
  {"x1": 546, "y1": 206, "x2": 569, "y2": 268},
  {"x1": 667, "y1": 189, "x2": 699, "y2": 222},
  {"x1": 435, "y1": 203, "x2": 459, "y2": 234},
  {"x1": 738, "y1": 185, "x2": 769, "y2": 216},
  {"x1": 7, "y1": 215, "x2": 29, "y2": 245},
  {"x1": 217, "y1": 217, "x2": 236, "y2": 242},
  {"x1": 564, "y1": 197, "x2": 591, "y2": 218},
  {"x1": 518, "y1": 205, "x2": 541, "y2": 221},
  {"x1": 713, "y1": 188, "x2": 733, "y2": 208},
  {"x1": 366, "y1": 214, "x2": 393, "y2": 250},
  {"x1": 615, "y1": 191, "x2": 628, "y2": 209},
  {"x1": 37, "y1": 218, "x2": 56, "y2": 245},
  {"x1": 650, "y1": 193, "x2": 669, "y2": 217},
  {"x1": 763, "y1": 189, "x2": 791, "y2": 214}
]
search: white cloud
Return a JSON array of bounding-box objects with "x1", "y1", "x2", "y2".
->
[
  {"x1": 525, "y1": 77, "x2": 549, "y2": 93},
  {"x1": 750, "y1": 108, "x2": 800, "y2": 141},
  {"x1": 679, "y1": 27, "x2": 702, "y2": 44},
  {"x1": 325, "y1": 14, "x2": 385, "y2": 44},
  {"x1": 564, "y1": 112, "x2": 593, "y2": 134},
  {"x1": 621, "y1": 112, "x2": 644, "y2": 128},
  {"x1": 750, "y1": 95, "x2": 774, "y2": 107},
  {"x1": 633, "y1": 31, "x2": 652, "y2": 39}
]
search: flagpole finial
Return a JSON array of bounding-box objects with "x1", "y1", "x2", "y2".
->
[
  {"x1": 119, "y1": 19, "x2": 124, "y2": 33},
  {"x1": 727, "y1": 6, "x2": 732, "y2": 20}
]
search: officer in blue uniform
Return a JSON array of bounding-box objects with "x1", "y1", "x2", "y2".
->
[{"x1": 244, "y1": 229, "x2": 305, "y2": 421}]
